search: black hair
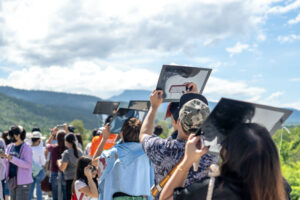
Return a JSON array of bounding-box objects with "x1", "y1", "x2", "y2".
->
[
  {"x1": 75, "y1": 133, "x2": 83, "y2": 148},
  {"x1": 31, "y1": 127, "x2": 41, "y2": 132},
  {"x1": 68, "y1": 125, "x2": 75, "y2": 133},
  {"x1": 1, "y1": 131, "x2": 11, "y2": 145},
  {"x1": 31, "y1": 138, "x2": 40, "y2": 144},
  {"x1": 92, "y1": 128, "x2": 98, "y2": 137},
  {"x1": 220, "y1": 123, "x2": 285, "y2": 200},
  {"x1": 65, "y1": 133, "x2": 79, "y2": 158},
  {"x1": 154, "y1": 125, "x2": 163, "y2": 136},
  {"x1": 72, "y1": 156, "x2": 98, "y2": 193},
  {"x1": 105, "y1": 115, "x2": 113, "y2": 125},
  {"x1": 8, "y1": 126, "x2": 26, "y2": 141}
]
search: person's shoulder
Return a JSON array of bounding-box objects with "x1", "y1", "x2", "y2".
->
[
  {"x1": 92, "y1": 135, "x2": 102, "y2": 142},
  {"x1": 75, "y1": 179, "x2": 87, "y2": 190}
]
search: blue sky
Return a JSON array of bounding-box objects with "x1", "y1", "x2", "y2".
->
[{"x1": 0, "y1": 0, "x2": 299, "y2": 109}]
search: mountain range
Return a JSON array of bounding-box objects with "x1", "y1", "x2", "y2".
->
[{"x1": 0, "y1": 87, "x2": 299, "y2": 132}]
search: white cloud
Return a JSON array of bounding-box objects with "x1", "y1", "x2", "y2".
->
[
  {"x1": 226, "y1": 42, "x2": 250, "y2": 56},
  {"x1": 283, "y1": 100, "x2": 300, "y2": 110},
  {"x1": 277, "y1": 34, "x2": 300, "y2": 43},
  {"x1": 0, "y1": 63, "x2": 159, "y2": 99},
  {"x1": 265, "y1": 91, "x2": 284, "y2": 101},
  {"x1": 269, "y1": 0, "x2": 300, "y2": 13},
  {"x1": 0, "y1": 65, "x2": 268, "y2": 101},
  {"x1": 257, "y1": 32, "x2": 267, "y2": 41},
  {"x1": 288, "y1": 13, "x2": 300, "y2": 24},
  {"x1": 0, "y1": 0, "x2": 278, "y2": 67},
  {"x1": 204, "y1": 77, "x2": 266, "y2": 98}
]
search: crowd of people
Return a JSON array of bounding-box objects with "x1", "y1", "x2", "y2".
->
[{"x1": 0, "y1": 83, "x2": 293, "y2": 200}]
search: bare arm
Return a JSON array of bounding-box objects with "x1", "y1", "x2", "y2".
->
[
  {"x1": 139, "y1": 90, "x2": 163, "y2": 143},
  {"x1": 159, "y1": 134, "x2": 208, "y2": 200},
  {"x1": 47, "y1": 127, "x2": 58, "y2": 145},
  {"x1": 78, "y1": 167, "x2": 99, "y2": 198},
  {"x1": 57, "y1": 159, "x2": 68, "y2": 172}
]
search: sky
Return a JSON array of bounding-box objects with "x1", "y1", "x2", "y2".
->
[{"x1": 0, "y1": 0, "x2": 299, "y2": 109}]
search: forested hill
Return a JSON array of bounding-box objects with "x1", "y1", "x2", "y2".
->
[
  {"x1": 0, "y1": 86, "x2": 100, "y2": 111},
  {"x1": 0, "y1": 92, "x2": 99, "y2": 131}
]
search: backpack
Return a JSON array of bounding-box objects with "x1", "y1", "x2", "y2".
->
[{"x1": 71, "y1": 192, "x2": 84, "y2": 200}]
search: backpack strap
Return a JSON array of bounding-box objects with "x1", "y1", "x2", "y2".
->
[
  {"x1": 206, "y1": 164, "x2": 220, "y2": 200},
  {"x1": 79, "y1": 193, "x2": 84, "y2": 200}
]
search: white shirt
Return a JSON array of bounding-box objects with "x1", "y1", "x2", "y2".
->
[
  {"x1": 84, "y1": 143, "x2": 92, "y2": 156},
  {"x1": 75, "y1": 180, "x2": 93, "y2": 200},
  {"x1": 32, "y1": 145, "x2": 46, "y2": 166}
]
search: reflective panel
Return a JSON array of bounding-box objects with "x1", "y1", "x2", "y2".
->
[
  {"x1": 197, "y1": 98, "x2": 293, "y2": 154},
  {"x1": 110, "y1": 108, "x2": 148, "y2": 134},
  {"x1": 128, "y1": 100, "x2": 151, "y2": 111},
  {"x1": 93, "y1": 101, "x2": 120, "y2": 115},
  {"x1": 156, "y1": 65, "x2": 212, "y2": 102}
]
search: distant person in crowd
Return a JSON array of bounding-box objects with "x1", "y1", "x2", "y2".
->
[
  {"x1": 73, "y1": 156, "x2": 98, "y2": 200},
  {"x1": 0, "y1": 137, "x2": 6, "y2": 200},
  {"x1": 139, "y1": 87, "x2": 217, "y2": 199},
  {"x1": 154, "y1": 125, "x2": 163, "y2": 137},
  {"x1": 31, "y1": 127, "x2": 44, "y2": 147},
  {"x1": 28, "y1": 131, "x2": 46, "y2": 200},
  {"x1": 68, "y1": 125, "x2": 75, "y2": 133},
  {"x1": 93, "y1": 118, "x2": 154, "y2": 200},
  {"x1": 165, "y1": 102, "x2": 180, "y2": 139},
  {"x1": 1, "y1": 126, "x2": 33, "y2": 200},
  {"x1": 75, "y1": 133, "x2": 83, "y2": 150},
  {"x1": 84, "y1": 129, "x2": 99, "y2": 156},
  {"x1": 57, "y1": 133, "x2": 83, "y2": 200},
  {"x1": 1, "y1": 131, "x2": 11, "y2": 146},
  {"x1": 90, "y1": 116, "x2": 117, "y2": 156},
  {"x1": 160, "y1": 123, "x2": 292, "y2": 200},
  {"x1": 46, "y1": 129, "x2": 67, "y2": 200}
]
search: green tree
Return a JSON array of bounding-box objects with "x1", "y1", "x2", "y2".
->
[{"x1": 70, "y1": 119, "x2": 85, "y2": 134}]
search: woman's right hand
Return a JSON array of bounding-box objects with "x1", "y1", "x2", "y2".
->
[{"x1": 182, "y1": 134, "x2": 209, "y2": 167}]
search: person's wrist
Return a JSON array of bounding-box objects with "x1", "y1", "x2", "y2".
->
[
  {"x1": 181, "y1": 157, "x2": 194, "y2": 168},
  {"x1": 178, "y1": 162, "x2": 191, "y2": 172}
]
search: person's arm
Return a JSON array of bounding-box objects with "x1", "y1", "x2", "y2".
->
[
  {"x1": 92, "y1": 124, "x2": 111, "y2": 164},
  {"x1": 159, "y1": 134, "x2": 208, "y2": 200},
  {"x1": 58, "y1": 150, "x2": 69, "y2": 172},
  {"x1": 139, "y1": 90, "x2": 163, "y2": 143},
  {"x1": 57, "y1": 159, "x2": 68, "y2": 172},
  {"x1": 78, "y1": 167, "x2": 99, "y2": 198},
  {"x1": 47, "y1": 127, "x2": 58, "y2": 145},
  {"x1": 6, "y1": 145, "x2": 33, "y2": 169}
]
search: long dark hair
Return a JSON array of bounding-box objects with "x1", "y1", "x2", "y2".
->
[
  {"x1": 65, "y1": 133, "x2": 79, "y2": 158},
  {"x1": 56, "y1": 131, "x2": 67, "y2": 154},
  {"x1": 220, "y1": 123, "x2": 285, "y2": 200},
  {"x1": 72, "y1": 156, "x2": 98, "y2": 193}
]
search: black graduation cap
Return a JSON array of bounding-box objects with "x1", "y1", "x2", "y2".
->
[
  {"x1": 128, "y1": 100, "x2": 151, "y2": 111},
  {"x1": 110, "y1": 108, "x2": 148, "y2": 134},
  {"x1": 156, "y1": 65, "x2": 212, "y2": 102},
  {"x1": 197, "y1": 98, "x2": 293, "y2": 154},
  {"x1": 93, "y1": 101, "x2": 120, "y2": 115}
]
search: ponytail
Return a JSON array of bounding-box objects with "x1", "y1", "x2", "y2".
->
[
  {"x1": 65, "y1": 133, "x2": 79, "y2": 158},
  {"x1": 72, "y1": 142, "x2": 79, "y2": 158}
]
